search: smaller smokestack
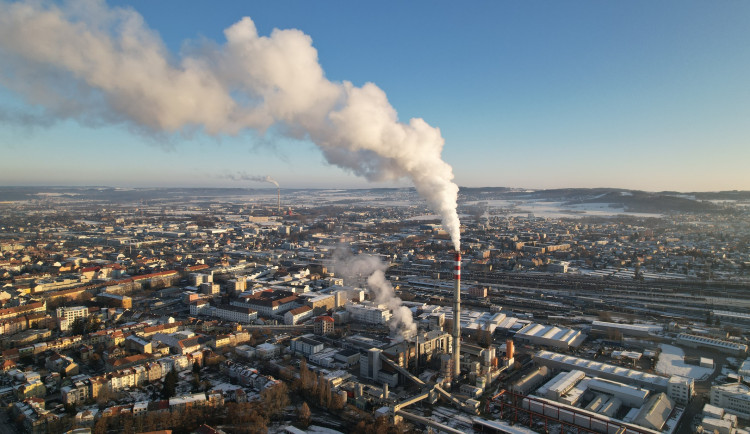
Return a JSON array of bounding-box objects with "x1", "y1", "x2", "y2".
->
[
  {"x1": 277, "y1": 187, "x2": 280, "y2": 214},
  {"x1": 506, "y1": 339, "x2": 514, "y2": 359},
  {"x1": 415, "y1": 333, "x2": 419, "y2": 373}
]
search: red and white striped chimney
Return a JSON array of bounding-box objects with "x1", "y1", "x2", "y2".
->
[{"x1": 452, "y1": 251, "x2": 461, "y2": 378}]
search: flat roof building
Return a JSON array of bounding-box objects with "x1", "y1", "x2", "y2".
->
[
  {"x1": 535, "y1": 350, "x2": 669, "y2": 392},
  {"x1": 516, "y1": 324, "x2": 585, "y2": 350},
  {"x1": 591, "y1": 321, "x2": 662, "y2": 338},
  {"x1": 710, "y1": 383, "x2": 750, "y2": 419},
  {"x1": 676, "y1": 333, "x2": 748, "y2": 356},
  {"x1": 587, "y1": 378, "x2": 649, "y2": 408}
]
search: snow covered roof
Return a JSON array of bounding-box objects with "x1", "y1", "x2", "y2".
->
[{"x1": 536, "y1": 350, "x2": 669, "y2": 389}]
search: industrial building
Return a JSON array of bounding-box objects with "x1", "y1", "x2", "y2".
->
[
  {"x1": 418, "y1": 306, "x2": 518, "y2": 335},
  {"x1": 676, "y1": 333, "x2": 749, "y2": 357},
  {"x1": 512, "y1": 366, "x2": 550, "y2": 395},
  {"x1": 590, "y1": 321, "x2": 662, "y2": 338},
  {"x1": 413, "y1": 330, "x2": 452, "y2": 366},
  {"x1": 359, "y1": 348, "x2": 399, "y2": 387},
  {"x1": 712, "y1": 310, "x2": 750, "y2": 329},
  {"x1": 585, "y1": 395, "x2": 621, "y2": 418},
  {"x1": 360, "y1": 348, "x2": 382, "y2": 380},
  {"x1": 587, "y1": 378, "x2": 649, "y2": 408},
  {"x1": 537, "y1": 370, "x2": 586, "y2": 401},
  {"x1": 739, "y1": 359, "x2": 750, "y2": 377},
  {"x1": 521, "y1": 367, "x2": 680, "y2": 434},
  {"x1": 345, "y1": 302, "x2": 392, "y2": 325},
  {"x1": 515, "y1": 323, "x2": 585, "y2": 350},
  {"x1": 534, "y1": 350, "x2": 670, "y2": 392},
  {"x1": 633, "y1": 393, "x2": 673, "y2": 431},
  {"x1": 710, "y1": 383, "x2": 750, "y2": 419}
]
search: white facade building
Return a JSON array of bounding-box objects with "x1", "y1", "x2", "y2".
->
[
  {"x1": 667, "y1": 375, "x2": 694, "y2": 405},
  {"x1": 710, "y1": 383, "x2": 750, "y2": 419},
  {"x1": 345, "y1": 303, "x2": 392, "y2": 325},
  {"x1": 284, "y1": 306, "x2": 313, "y2": 325},
  {"x1": 290, "y1": 334, "x2": 324, "y2": 357},
  {"x1": 190, "y1": 300, "x2": 258, "y2": 323},
  {"x1": 56, "y1": 306, "x2": 89, "y2": 331}
]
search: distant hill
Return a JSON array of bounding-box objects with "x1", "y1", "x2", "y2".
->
[
  {"x1": 1, "y1": 186, "x2": 747, "y2": 214},
  {"x1": 459, "y1": 187, "x2": 749, "y2": 214}
]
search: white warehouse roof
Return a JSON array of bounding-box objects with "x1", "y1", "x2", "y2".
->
[{"x1": 535, "y1": 350, "x2": 669, "y2": 391}]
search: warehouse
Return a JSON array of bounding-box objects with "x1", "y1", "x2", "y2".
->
[
  {"x1": 515, "y1": 323, "x2": 585, "y2": 350},
  {"x1": 534, "y1": 350, "x2": 669, "y2": 392}
]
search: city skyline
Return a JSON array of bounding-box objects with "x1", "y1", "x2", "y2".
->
[{"x1": 1, "y1": 0, "x2": 749, "y2": 192}]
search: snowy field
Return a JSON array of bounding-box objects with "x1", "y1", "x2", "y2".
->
[
  {"x1": 656, "y1": 344, "x2": 714, "y2": 380},
  {"x1": 466, "y1": 199, "x2": 662, "y2": 218}
]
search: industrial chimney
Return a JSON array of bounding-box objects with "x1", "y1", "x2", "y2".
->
[{"x1": 452, "y1": 251, "x2": 461, "y2": 378}]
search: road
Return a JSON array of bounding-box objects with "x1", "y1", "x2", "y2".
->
[{"x1": 0, "y1": 408, "x2": 18, "y2": 434}]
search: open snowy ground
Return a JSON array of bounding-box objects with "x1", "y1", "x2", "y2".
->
[
  {"x1": 466, "y1": 199, "x2": 662, "y2": 218},
  {"x1": 656, "y1": 344, "x2": 714, "y2": 380}
]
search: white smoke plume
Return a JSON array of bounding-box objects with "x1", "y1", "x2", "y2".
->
[
  {"x1": 226, "y1": 172, "x2": 279, "y2": 187},
  {"x1": 334, "y1": 249, "x2": 416, "y2": 339},
  {"x1": 0, "y1": 0, "x2": 460, "y2": 250}
]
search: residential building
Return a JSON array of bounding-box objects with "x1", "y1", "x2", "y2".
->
[
  {"x1": 284, "y1": 305, "x2": 313, "y2": 325},
  {"x1": 290, "y1": 334, "x2": 324, "y2": 357},
  {"x1": 55, "y1": 306, "x2": 89, "y2": 332},
  {"x1": 667, "y1": 375, "x2": 694, "y2": 405}
]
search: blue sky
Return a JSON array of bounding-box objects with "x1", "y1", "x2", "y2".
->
[{"x1": 1, "y1": 0, "x2": 749, "y2": 191}]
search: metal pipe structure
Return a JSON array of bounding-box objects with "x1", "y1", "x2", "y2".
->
[{"x1": 452, "y1": 251, "x2": 461, "y2": 378}]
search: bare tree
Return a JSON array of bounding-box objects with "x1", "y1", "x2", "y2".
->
[
  {"x1": 297, "y1": 402, "x2": 311, "y2": 428},
  {"x1": 261, "y1": 382, "x2": 290, "y2": 419}
]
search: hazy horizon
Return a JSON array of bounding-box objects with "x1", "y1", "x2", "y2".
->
[{"x1": 1, "y1": 184, "x2": 747, "y2": 195}]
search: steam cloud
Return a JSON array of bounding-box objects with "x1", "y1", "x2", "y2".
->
[
  {"x1": 0, "y1": 0, "x2": 460, "y2": 250},
  {"x1": 334, "y1": 250, "x2": 416, "y2": 339},
  {"x1": 227, "y1": 172, "x2": 279, "y2": 187}
]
